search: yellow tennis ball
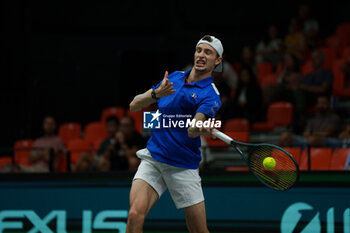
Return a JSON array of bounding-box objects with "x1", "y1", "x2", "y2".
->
[{"x1": 263, "y1": 157, "x2": 276, "y2": 170}]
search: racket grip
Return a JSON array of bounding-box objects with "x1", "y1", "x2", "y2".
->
[{"x1": 212, "y1": 129, "x2": 233, "y2": 144}]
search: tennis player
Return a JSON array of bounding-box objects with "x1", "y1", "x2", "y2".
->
[{"x1": 127, "y1": 35, "x2": 223, "y2": 233}]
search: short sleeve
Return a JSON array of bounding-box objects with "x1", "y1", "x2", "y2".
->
[{"x1": 196, "y1": 87, "x2": 222, "y2": 118}]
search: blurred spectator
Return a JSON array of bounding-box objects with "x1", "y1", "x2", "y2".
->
[
  {"x1": 74, "y1": 151, "x2": 95, "y2": 172},
  {"x1": 221, "y1": 55, "x2": 239, "y2": 90},
  {"x1": 213, "y1": 72, "x2": 232, "y2": 115},
  {"x1": 285, "y1": 17, "x2": 307, "y2": 62},
  {"x1": 280, "y1": 95, "x2": 341, "y2": 148},
  {"x1": 299, "y1": 50, "x2": 333, "y2": 109},
  {"x1": 261, "y1": 53, "x2": 301, "y2": 110},
  {"x1": 74, "y1": 116, "x2": 119, "y2": 172},
  {"x1": 239, "y1": 46, "x2": 257, "y2": 74},
  {"x1": 308, "y1": 124, "x2": 350, "y2": 149},
  {"x1": 22, "y1": 116, "x2": 65, "y2": 172},
  {"x1": 298, "y1": 4, "x2": 320, "y2": 50},
  {"x1": 222, "y1": 66, "x2": 263, "y2": 122},
  {"x1": 214, "y1": 56, "x2": 239, "y2": 107},
  {"x1": 256, "y1": 25, "x2": 284, "y2": 66},
  {"x1": 97, "y1": 116, "x2": 120, "y2": 155},
  {"x1": 275, "y1": 53, "x2": 302, "y2": 95},
  {"x1": 98, "y1": 116, "x2": 145, "y2": 172}
]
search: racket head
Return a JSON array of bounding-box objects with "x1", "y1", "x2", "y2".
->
[{"x1": 243, "y1": 144, "x2": 299, "y2": 191}]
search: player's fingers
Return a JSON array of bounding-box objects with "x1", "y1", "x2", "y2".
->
[
  {"x1": 164, "y1": 78, "x2": 169, "y2": 86},
  {"x1": 163, "y1": 85, "x2": 174, "y2": 93},
  {"x1": 164, "y1": 71, "x2": 168, "y2": 79},
  {"x1": 161, "y1": 77, "x2": 167, "y2": 86},
  {"x1": 165, "y1": 88, "x2": 176, "y2": 96},
  {"x1": 163, "y1": 82, "x2": 172, "y2": 89},
  {"x1": 164, "y1": 83, "x2": 174, "y2": 90}
]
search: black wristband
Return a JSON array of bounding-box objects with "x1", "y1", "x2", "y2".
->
[{"x1": 151, "y1": 90, "x2": 159, "y2": 100}]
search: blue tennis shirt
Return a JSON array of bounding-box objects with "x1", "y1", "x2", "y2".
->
[{"x1": 146, "y1": 69, "x2": 221, "y2": 169}]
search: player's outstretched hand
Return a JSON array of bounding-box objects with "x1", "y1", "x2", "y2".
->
[{"x1": 155, "y1": 71, "x2": 176, "y2": 98}]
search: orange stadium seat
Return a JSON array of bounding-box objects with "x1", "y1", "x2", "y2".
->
[
  {"x1": 0, "y1": 157, "x2": 12, "y2": 169},
  {"x1": 299, "y1": 148, "x2": 332, "y2": 171},
  {"x1": 267, "y1": 102, "x2": 294, "y2": 126},
  {"x1": 320, "y1": 47, "x2": 336, "y2": 70},
  {"x1": 326, "y1": 35, "x2": 339, "y2": 51},
  {"x1": 258, "y1": 73, "x2": 277, "y2": 88},
  {"x1": 342, "y1": 46, "x2": 350, "y2": 60},
  {"x1": 223, "y1": 118, "x2": 250, "y2": 142},
  {"x1": 252, "y1": 102, "x2": 293, "y2": 131},
  {"x1": 283, "y1": 147, "x2": 302, "y2": 165},
  {"x1": 326, "y1": 35, "x2": 337, "y2": 47},
  {"x1": 67, "y1": 138, "x2": 91, "y2": 164},
  {"x1": 336, "y1": 23, "x2": 350, "y2": 47},
  {"x1": 257, "y1": 62, "x2": 273, "y2": 76},
  {"x1": 330, "y1": 148, "x2": 350, "y2": 170},
  {"x1": 58, "y1": 122, "x2": 81, "y2": 146},
  {"x1": 224, "y1": 118, "x2": 250, "y2": 132},
  {"x1": 301, "y1": 59, "x2": 313, "y2": 75},
  {"x1": 127, "y1": 110, "x2": 143, "y2": 133},
  {"x1": 101, "y1": 106, "x2": 125, "y2": 122},
  {"x1": 84, "y1": 121, "x2": 108, "y2": 145},
  {"x1": 332, "y1": 59, "x2": 350, "y2": 97},
  {"x1": 251, "y1": 121, "x2": 275, "y2": 131},
  {"x1": 14, "y1": 139, "x2": 34, "y2": 166}
]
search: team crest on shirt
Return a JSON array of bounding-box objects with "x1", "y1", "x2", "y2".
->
[{"x1": 191, "y1": 93, "x2": 197, "y2": 98}]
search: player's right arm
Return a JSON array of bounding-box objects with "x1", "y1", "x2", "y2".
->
[
  {"x1": 129, "y1": 71, "x2": 175, "y2": 112},
  {"x1": 129, "y1": 89, "x2": 156, "y2": 112}
]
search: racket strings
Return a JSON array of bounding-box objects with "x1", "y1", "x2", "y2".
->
[{"x1": 248, "y1": 146, "x2": 298, "y2": 191}]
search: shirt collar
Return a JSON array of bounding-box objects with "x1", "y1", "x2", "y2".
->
[{"x1": 183, "y1": 69, "x2": 214, "y2": 88}]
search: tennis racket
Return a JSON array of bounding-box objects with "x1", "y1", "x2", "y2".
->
[{"x1": 213, "y1": 129, "x2": 299, "y2": 191}]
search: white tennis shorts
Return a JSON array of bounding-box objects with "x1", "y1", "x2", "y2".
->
[{"x1": 133, "y1": 148, "x2": 204, "y2": 209}]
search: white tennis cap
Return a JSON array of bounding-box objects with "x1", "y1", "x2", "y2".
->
[{"x1": 196, "y1": 35, "x2": 224, "y2": 72}]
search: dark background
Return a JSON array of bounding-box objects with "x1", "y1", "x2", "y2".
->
[{"x1": 2, "y1": 1, "x2": 350, "y2": 147}]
